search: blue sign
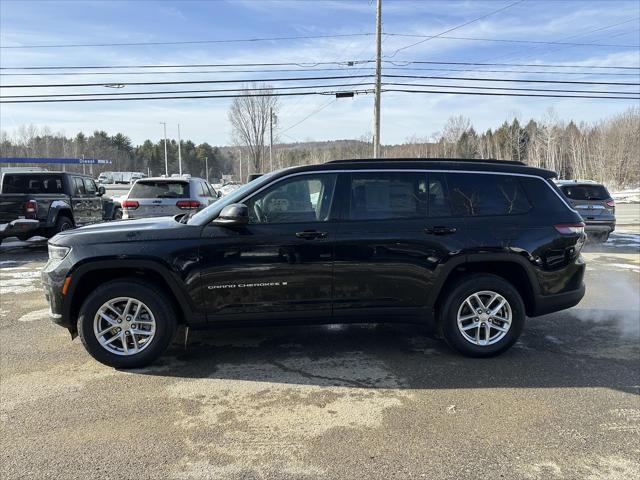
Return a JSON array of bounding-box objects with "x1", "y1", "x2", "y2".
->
[{"x1": 0, "y1": 157, "x2": 112, "y2": 165}]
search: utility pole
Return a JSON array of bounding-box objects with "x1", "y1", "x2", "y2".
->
[
  {"x1": 204, "y1": 156, "x2": 209, "y2": 182},
  {"x1": 373, "y1": 0, "x2": 382, "y2": 158},
  {"x1": 269, "y1": 107, "x2": 274, "y2": 172},
  {"x1": 160, "y1": 122, "x2": 168, "y2": 176},
  {"x1": 177, "y1": 123, "x2": 183, "y2": 175},
  {"x1": 238, "y1": 148, "x2": 243, "y2": 183}
]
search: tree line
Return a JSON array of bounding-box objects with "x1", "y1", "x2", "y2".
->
[{"x1": 1, "y1": 106, "x2": 637, "y2": 188}]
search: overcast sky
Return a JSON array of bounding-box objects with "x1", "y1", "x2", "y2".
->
[{"x1": 1, "y1": 0, "x2": 639, "y2": 146}]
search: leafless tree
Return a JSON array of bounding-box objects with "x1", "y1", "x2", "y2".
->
[{"x1": 228, "y1": 83, "x2": 279, "y2": 174}]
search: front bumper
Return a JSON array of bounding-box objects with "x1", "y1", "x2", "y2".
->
[
  {"x1": 0, "y1": 219, "x2": 39, "y2": 240},
  {"x1": 41, "y1": 255, "x2": 75, "y2": 333}
]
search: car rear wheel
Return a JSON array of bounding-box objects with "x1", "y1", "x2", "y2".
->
[
  {"x1": 439, "y1": 274, "x2": 525, "y2": 357},
  {"x1": 51, "y1": 216, "x2": 74, "y2": 236},
  {"x1": 78, "y1": 280, "x2": 177, "y2": 368}
]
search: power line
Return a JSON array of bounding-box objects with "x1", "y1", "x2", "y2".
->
[
  {"x1": 393, "y1": 60, "x2": 640, "y2": 70},
  {"x1": 0, "y1": 82, "x2": 377, "y2": 99},
  {"x1": 2, "y1": 66, "x2": 638, "y2": 77},
  {"x1": 385, "y1": 33, "x2": 640, "y2": 48},
  {"x1": 383, "y1": 88, "x2": 638, "y2": 100},
  {"x1": 5, "y1": 82, "x2": 635, "y2": 101},
  {"x1": 279, "y1": 98, "x2": 339, "y2": 134},
  {"x1": 2, "y1": 87, "x2": 636, "y2": 104},
  {"x1": 383, "y1": 74, "x2": 640, "y2": 86},
  {"x1": 4, "y1": 74, "x2": 637, "y2": 90},
  {"x1": 0, "y1": 89, "x2": 375, "y2": 104},
  {"x1": 385, "y1": 0, "x2": 525, "y2": 58},
  {"x1": 0, "y1": 74, "x2": 375, "y2": 89},
  {"x1": 382, "y1": 82, "x2": 638, "y2": 96},
  {"x1": 5, "y1": 59, "x2": 637, "y2": 71},
  {"x1": 0, "y1": 32, "x2": 375, "y2": 49}
]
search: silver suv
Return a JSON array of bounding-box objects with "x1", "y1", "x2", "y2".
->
[
  {"x1": 122, "y1": 176, "x2": 219, "y2": 220},
  {"x1": 556, "y1": 180, "x2": 616, "y2": 242}
]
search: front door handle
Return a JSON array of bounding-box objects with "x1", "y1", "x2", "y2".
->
[
  {"x1": 295, "y1": 230, "x2": 327, "y2": 240},
  {"x1": 425, "y1": 226, "x2": 457, "y2": 235}
]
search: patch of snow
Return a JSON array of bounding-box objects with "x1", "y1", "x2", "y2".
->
[
  {"x1": 18, "y1": 308, "x2": 50, "y2": 322},
  {"x1": 612, "y1": 187, "x2": 640, "y2": 204}
]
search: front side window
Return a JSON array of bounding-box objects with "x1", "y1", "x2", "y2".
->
[
  {"x1": 447, "y1": 173, "x2": 532, "y2": 217},
  {"x1": 84, "y1": 178, "x2": 97, "y2": 195},
  {"x1": 348, "y1": 172, "x2": 427, "y2": 221},
  {"x1": 246, "y1": 174, "x2": 337, "y2": 224},
  {"x1": 73, "y1": 177, "x2": 86, "y2": 195}
]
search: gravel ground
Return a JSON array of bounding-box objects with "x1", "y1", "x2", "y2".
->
[{"x1": 0, "y1": 225, "x2": 638, "y2": 480}]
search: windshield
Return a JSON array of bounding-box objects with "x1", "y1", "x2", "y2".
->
[
  {"x1": 129, "y1": 180, "x2": 189, "y2": 199},
  {"x1": 188, "y1": 170, "x2": 283, "y2": 225},
  {"x1": 560, "y1": 184, "x2": 610, "y2": 201}
]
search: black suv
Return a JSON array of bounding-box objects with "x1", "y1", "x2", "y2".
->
[{"x1": 42, "y1": 159, "x2": 587, "y2": 368}]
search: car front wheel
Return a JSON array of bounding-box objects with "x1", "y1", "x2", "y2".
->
[
  {"x1": 78, "y1": 280, "x2": 177, "y2": 368},
  {"x1": 439, "y1": 274, "x2": 525, "y2": 357}
]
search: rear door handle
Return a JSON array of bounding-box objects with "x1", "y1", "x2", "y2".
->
[
  {"x1": 425, "y1": 226, "x2": 457, "y2": 235},
  {"x1": 295, "y1": 230, "x2": 327, "y2": 240}
]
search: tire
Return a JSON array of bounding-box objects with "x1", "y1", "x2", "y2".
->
[
  {"x1": 78, "y1": 279, "x2": 177, "y2": 368},
  {"x1": 439, "y1": 274, "x2": 525, "y2": 358},
  {"x1": 51, "y1": 215, "x2": 74, "y2": 236},
  {"x1": 112, "y1": 208, "x2": 123, "y2": 220}
]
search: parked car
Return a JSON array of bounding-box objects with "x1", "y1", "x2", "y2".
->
[
  {"x1": 121, "y1": 176, "x2": 219, "y2": 220},
  {"x1": 42, "y1": 158, "x2": 586, "y2": 368},
  {"x1": 97, "y1": 171, "x2": 146, "y2": 185},
  {"x1": 0, "y1": 171, "x2": 119, "y2": 244},
  {"x1": 556, "y1": 180, "x2": 615, "y2": 242}
]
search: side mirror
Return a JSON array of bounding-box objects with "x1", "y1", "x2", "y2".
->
[
  {"x1": 213, "y1": 203, "x2": 248, "y2": 226},
  {"x1": 97, "y1": 186, "x2": 106, "y2": 196}
]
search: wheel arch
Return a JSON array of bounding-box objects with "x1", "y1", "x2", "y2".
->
[
  {"x1": 432, "y1": 255, "x2": 539, "y2": 319},
  {"x1": 64, "y1": 259, "x2": 198, "y2": 335}
]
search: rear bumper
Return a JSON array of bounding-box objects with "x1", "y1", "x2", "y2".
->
[
  {"x1": 584, "y1": 220, "x2": 615, "y2": 233},
  {"x1": 531, "y1": 282, "x2": 586, "y2": 316},
  {"x1": 0, "y1": 219, "x2": 39, "y2": 240}
]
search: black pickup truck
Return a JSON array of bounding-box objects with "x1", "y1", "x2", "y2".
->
[{"x1": 0, "y1": 171, "x2": 120, "y2": 243}]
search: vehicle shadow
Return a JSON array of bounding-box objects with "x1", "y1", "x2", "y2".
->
[{"x1": 135, "y1": 311, "x2": 639, "y2": 395}]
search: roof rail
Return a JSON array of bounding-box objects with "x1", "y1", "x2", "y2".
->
[{"x1": 326, "y1": 157, "x2": 526, "y2": 166}]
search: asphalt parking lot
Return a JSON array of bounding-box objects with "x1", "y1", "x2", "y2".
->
[{"x1": 1, "y1": 206, "x2": 639, "y2": 480}]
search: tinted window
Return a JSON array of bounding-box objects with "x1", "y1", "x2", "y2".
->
[
  {"x1": 84, "y1": 178, "x2": 97, "y2": 195},
  {"x1": 129, "y1": 181, "x2": 189, "y2": 198},
  {"x1": 349, "y1": 172, "x2": 427, "y2": 220},
  {"x1": 560, "y1": 184, "x2": 609, "y2": 201},
  {"x1": 1, "y1": 174, "x2": 64, "y2": 194},
  {"x1": 246, "y1": 174, "x2": 337, "y2": 224},
  {"x1": 447, "y1": 173, "x2": 531, "y2": 217},
  {"x1": 428, "y1": 173, "x2": 451, "y2": 217},
  {"x1": 73, "y1": 177, "x2": 86, "y2": 195},
  {"x1": 206, "y1": 183, "x2": 217, "y2": 197}
]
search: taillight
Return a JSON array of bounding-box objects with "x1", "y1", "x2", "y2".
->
[
  {"x1": 122, "y1": 200, "x2": 139, "y2": 209},
  {"x1": 176, "y1": 200, "x2": 201, "y2": 210},
  {"x1": 606, "y1": 199, "x2": 615, "y2": 207},
  {"x1": 554, "y1": 223, "x2": 585, "y2": 235},
  {"x1": 24, "y1": 199, "x2": 37, "y2": 216}
]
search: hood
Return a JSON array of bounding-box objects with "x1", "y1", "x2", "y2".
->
[{"x1": 50, "y1": 216, "x2": 200, "y2": 246}]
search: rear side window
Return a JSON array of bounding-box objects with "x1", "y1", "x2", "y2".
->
[
  {"x1": 129, "y1": 181, "x2": 189, "y2": 199},
  {"x1": 560, "y1": 184, "x2": 610, "y2": 201},
  {"x1": 1, "y1": 174, "x2": 63, "y2": 194},
  {"x1": 447, "y1": 173, "x2": 532, "y2": 217},
  {"x1": 348, "y1": 172, "x2": 427, "y2": 220}
]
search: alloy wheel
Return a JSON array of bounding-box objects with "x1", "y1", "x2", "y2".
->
[{"x1": 456, "y1": 290, "x2": 512, "y2": 346}]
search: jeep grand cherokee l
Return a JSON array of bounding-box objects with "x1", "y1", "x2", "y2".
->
[{"x1": 42, "y1": 159, "x2": 586, "y2": 368}]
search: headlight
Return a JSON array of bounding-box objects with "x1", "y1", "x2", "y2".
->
[{"x1": 48, "y1": 244, "x2": 71, "y2": 262}]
